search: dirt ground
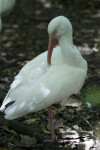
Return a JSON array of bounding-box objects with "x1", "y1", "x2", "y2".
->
[{"x1": 0, "y1": 0, "x2": 100, "y2": 149}]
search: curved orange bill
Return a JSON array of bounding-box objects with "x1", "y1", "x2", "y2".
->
[{"x1": 47, "y1": 37, "x2": 57, "y2": 65}]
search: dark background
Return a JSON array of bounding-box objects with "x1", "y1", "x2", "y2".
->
[{"x1": 0, "y1": 0, "x2": 100, "y2": 149}]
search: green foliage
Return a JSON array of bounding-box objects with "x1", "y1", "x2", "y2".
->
[{"x1": 82, "y1": 86, "x2": 100, "y2": 107}]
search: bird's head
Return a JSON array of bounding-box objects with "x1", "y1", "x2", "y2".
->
[{"x1": 47, "y1": 16, "x2": 72, "y2": 65}]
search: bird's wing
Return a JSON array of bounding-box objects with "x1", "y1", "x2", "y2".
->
[
  {"x1": 0, "y1": 47, "x2": 62, "y2": 113},
  {"x1": 4, "y1": 64, "x2": 86, "y2": 120},
  {"x1": 0, "y1": 51, "x2": 48, "y2": 111}
]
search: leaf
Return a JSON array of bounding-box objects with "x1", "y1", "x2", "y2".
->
[
  {"x1": 52, "y1": 110, "x2": 57, "y2": 115},
  {"x1": 58, "y1": 107, "x2": 65, "y2": 112},
  {"x1": 24, "y1": 117, "x2": 41, "y2": 125},
  {"x1": 41, "y1": 124, "x2": 51, "y2": 134},
  {"x1": 52, "y1": 107, "x2": 64, "y2": 115},
  {"x1": 24, "y1": 118, "x2": 37, "y2": 124}
]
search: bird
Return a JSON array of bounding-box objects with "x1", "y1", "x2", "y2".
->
[
  {"x1": 0, "y1": 0, "x2": 15, "y2": 31},
  {"x1": 0, "y1": 16, "x2": 87, "y2": 142}
]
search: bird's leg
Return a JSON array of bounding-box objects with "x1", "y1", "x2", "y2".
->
[
  {"x1": 45, "y1": 107, "x2": 71, "y2": 143},
  {"x1": 48, "y1": 106, "x2": 56, "y2": 141}
]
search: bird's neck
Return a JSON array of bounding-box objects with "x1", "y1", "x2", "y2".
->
[
  {"x1": 59, "y1": 33, "x2": 73, "y2": 45},
  {"x1": 58, "y1": 35, "x2": 85, "y2": 68}
]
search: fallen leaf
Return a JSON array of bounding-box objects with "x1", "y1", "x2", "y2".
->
[
  {"x1": 52, "y1": 110, "x2": 57, "y2": 115},
  {"x1": 58, "y1": 107, "x2": 65, "y2": 112},
  {"x1": 41, "y1": 124, "x2": 50, "y2": 134},
  {"x1": 24, "y1": 118, "x2": 37, "y2": 124}
]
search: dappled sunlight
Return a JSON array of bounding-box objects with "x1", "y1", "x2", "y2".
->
[
  {"x1": 77, "y1": 43, "x2": 98, "y2": 55},
  {"x1": 94, "y1": 122, "x2": 100, "y2": 140}
]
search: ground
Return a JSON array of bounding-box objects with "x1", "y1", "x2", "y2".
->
[{"x1": 0, "y1": 0, "x2": 100, "y2": 149}]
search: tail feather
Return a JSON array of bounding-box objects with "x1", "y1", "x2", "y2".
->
[{"x1": 5, "y1": 101, "x2": 15, "y2": 109}]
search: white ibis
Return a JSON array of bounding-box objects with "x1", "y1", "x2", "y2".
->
[
  {"x1": 0, "y1": 0, "x2": 15, "y2": 31},
  {"x1": 0, "y1": 16, "x2": 87, "y2": 141}
]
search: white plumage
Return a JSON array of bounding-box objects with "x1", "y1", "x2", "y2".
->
[
  {"x1": 0, "y1": 0, "x2": 15, "y2": 31},
  {"x1": 0, "y1": 16, "x2": 87, "y2": 121}
]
